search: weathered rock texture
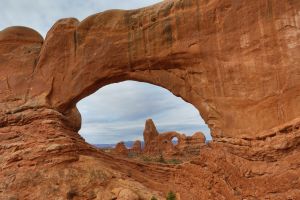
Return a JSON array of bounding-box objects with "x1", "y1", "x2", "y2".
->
[{"x1": 0, "y1": 0, "x2": 300, "y2": 199}]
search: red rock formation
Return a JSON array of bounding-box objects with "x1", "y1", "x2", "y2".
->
[
  {"x1": 130, "y1": 140, "x2": 142, "y2": 154},
  {"x1": 113, "y1": 140, "x2": 142, "y2": 156},
  {"x1": 142, "y1": 119, "x2": 207, "y2": 156},
  {"x1": 178, "y1": 132, "x2": 206, "y2": 155},
  {"x1": 114, "y1": 141, "x2": 129, "y2": 156},
  {"x1": 192, "y1": 132, "x2": 206, "y2": 144},
  {"x1": 0, "y1": 0, "x2": 300, "y2": 199},
  {"x1": 143, "y1": 119, "x2": 159, "y2": 149}
]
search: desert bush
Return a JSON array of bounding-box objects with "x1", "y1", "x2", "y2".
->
[
  {"x1": 158, "y1": 154, "x2": 166, "y2": 163},
  {"x1": 67, "y1": 188, "x2": 77, "y2": 200},
  {"x1": 128, "y1": 152, "x2": 138, "y2": 158},
  {"x1": 151, "y1": 196, "x2": 158, "y2": 200},
  {"x1": 167, "y1": 159, "x2": 182, "y2": 165},
  {"x1": 166, "y1": 191, "x2": 176, "y2": 200},
  {"x1": 127, "y1": 170, "x2": 132, "y2": 177},
  {"x1": 141, "y1": 156, "x2": 152, "y2": 162}
]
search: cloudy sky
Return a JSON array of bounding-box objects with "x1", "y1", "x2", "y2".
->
[
  {"x1": 78, "y1": 81, "x2": 211, "y2": 144},
  {"x1": 0, "y1": 0, "x2": 211, "y2": 144}
]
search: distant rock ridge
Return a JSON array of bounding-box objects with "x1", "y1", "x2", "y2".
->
[
  {"x1": 113, "y1": 118, "x2": 206, "y2": 156},
  {"x1": 94, "y1": 141, "x2": 144, "y2": 148}
]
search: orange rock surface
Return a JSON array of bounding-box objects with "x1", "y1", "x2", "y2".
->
[{"x1": 0, "y1": 0, "x2": 300, "y2": 199}]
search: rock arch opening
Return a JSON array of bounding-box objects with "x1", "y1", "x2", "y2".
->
[
  {"x1": 171, "y1": 137, "x2": 179, "y2": 145},
  {"x1": 76, "y1": 80, "x2": 211, "y2": 149}
]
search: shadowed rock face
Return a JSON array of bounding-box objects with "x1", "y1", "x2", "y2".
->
[{"x1": 0, "y1": 0, "x2": 300, "y2": 199}]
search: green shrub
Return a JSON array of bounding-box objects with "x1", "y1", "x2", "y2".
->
[
  {"x1": 128, "y1": 152, "x2": 138, "y2": 158},
  {"x1": 158, "y1": 154, "x2": 166, "y2": 163},
  {"x1": 142, "y1": 156, "x2": 152, "y2": 162},
  {"x1": 151, "y1": 196, "x2": 158, "y2": 200},
  {"x1": 167, "y1": 159, "x2": 182, "y2": 165},
  {"x1": 166, "y1": 191, "x2": 176, "y2": 200},
  {"x1": 67, "y1": 189, "x2": 77, "y2": 200}
]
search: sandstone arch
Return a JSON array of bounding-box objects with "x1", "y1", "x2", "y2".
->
[{"x1": 0, "y1": 0, "x2": 299, "y2": 140}]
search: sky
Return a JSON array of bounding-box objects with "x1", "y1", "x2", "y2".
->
[
  {"x1": 0, "y1": 0, "x2": 211, "y2": 144},
  {"x1": 78, "y1": 81, "x2": 211, "y2": 144},
  {"x1": 0, "y1": 0, "x2": 162, "y2": 36}
]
